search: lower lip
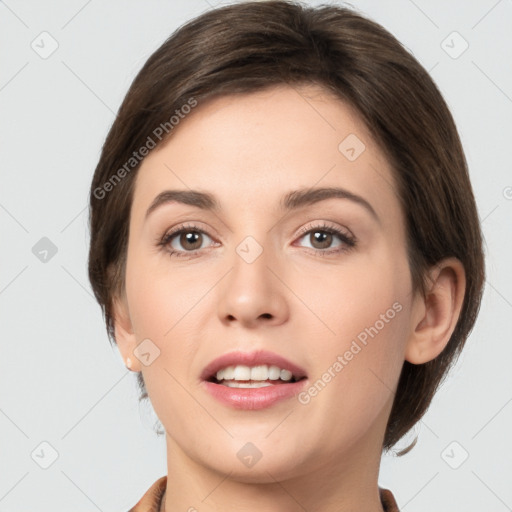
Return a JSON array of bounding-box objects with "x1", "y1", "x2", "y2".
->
[{"x1": 202, "y1": 379, "x2": 308, "y2": 410}]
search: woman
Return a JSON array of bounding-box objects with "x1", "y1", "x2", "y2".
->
[{"x1": 87, "y1": 1, "x2": 485, "y2": 510}]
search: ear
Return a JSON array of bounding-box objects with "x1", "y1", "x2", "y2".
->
[
  {"x1": 112, "y1": 293, "x2": 141, "y2": 372},
  {"x1": 405, "y1": 257, "x2": 466, "y2": 364}
]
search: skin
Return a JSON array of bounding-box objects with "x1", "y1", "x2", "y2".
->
[{"x1": 113, "y1": 84, "x2": 466, "y2": 512}]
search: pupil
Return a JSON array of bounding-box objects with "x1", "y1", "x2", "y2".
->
[
  {"x1": 312, "y1": 231, "x2": 331, "y2": 249},
  {"x1": 182, "y1": 231, "x2": 201, "y2": 250}
]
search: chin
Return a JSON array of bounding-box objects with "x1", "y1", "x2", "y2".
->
[{"x1": 198, "y1": 441, "x2": 308, "y2": 483}]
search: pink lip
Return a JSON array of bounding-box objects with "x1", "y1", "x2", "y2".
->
[
  {"x1": 200, "y1": 349, "x2": 308, "y2": 411},
  {"x1": 201, "y1": 379, "x2": 308, "y2": 410},
  {"x1": 200, "y1": 349, "x2": 307, "y2": 381}
]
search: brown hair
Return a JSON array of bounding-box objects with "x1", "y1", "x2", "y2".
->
[{"x1": 88, "y1": 0, "x2": 485, "y2": 455}]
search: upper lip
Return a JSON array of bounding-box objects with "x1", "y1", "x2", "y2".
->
[{"x1": 201, "y1": 350, "x2": 307, "y2": 381}]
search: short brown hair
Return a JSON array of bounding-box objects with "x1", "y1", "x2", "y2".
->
[{"x1": 88, "y1": 0, "x2": 485, "y2": 454}]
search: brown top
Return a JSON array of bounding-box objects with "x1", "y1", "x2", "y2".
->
[{"x1": 127, "y1": 475, "x2": 400, "y2": 511}]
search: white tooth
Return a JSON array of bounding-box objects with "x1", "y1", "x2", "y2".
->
[
  {"x1": 215, "y1": 364, "x2": 295, "y2": 382},
  {"x1": 223, "y1": 381, "x2": 274, "y2": 388},
  {"x1": 223, "y1": 365, "x2": 235, "y2": 380},
  {"x1": 250, "y1": 365, "x2": 269, "y2": 381},
  {"x1": 268, "y1": 365, "x2": 281, "y2": 380},
  {"x1": 280, "y1": 369, "x2": 293, "y2": 381},
  {"x1": 233, "y1": 365, "x2": 251, "y2": 380}
]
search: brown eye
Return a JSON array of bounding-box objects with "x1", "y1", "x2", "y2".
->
[
  {"x1": 159, "y1": 223, "x2": 215, "y2": 258},
  {"x1": 177, "y1": 231, "x2": 203, "y2": 251},
  {"x1": 295, "y1": 223, "x2": 356, "y2": 256},
  {"x1": 308, "y1": 230, "x2": 333, "y2": 250}
]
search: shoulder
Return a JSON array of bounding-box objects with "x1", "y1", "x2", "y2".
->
[
  {"x1": 127, "y1": 475, "x2": 167, "y2": 512},
  {"x1": 379, "y1": 487, "x2": 400, "y2": 512}
]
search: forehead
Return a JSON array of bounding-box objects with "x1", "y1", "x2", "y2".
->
[{"x1": 131, "y1": 84, "x2": 400, "y2": 225}]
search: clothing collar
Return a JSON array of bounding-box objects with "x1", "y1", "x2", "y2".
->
[{"x1": 128, "y1": 475, "x2": 400, "y2": 511}]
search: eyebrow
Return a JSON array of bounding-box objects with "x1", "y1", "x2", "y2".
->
[{"x1": 145, "y1": 186, "x2": 380, "y2": 224}]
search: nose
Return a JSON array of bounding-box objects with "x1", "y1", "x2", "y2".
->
[{"x1": 216, "y1": 239, "x2": 289, "y2": 329}]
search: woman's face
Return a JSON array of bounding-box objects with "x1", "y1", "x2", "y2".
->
[{"x1": 117, "y1": 84, "x2": 421, "y2": 481}]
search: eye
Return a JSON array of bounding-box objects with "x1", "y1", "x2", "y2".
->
[
  {"x1": 159, "y1": 223, "x2": 216, "y2": 258},
  {"x1": 295, "y1": 222, "x2": 356, "y2": 255},
  {"x1": 158, "y1": 221, "x2": 356, "y2": 259}
]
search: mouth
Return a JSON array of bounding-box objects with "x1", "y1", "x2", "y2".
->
[
  {"x1": 201, "y1": 356, "x2": 309, "y2": 410},
  {"x1": 200, "y1": 350, "x2": 308, "y2": 408},
  {"x1": 201, "y1": 349, "x2": 308, "y2": 385},
  {"x1": 205, "y1": 363, "x2": 307, "y2": 387}
]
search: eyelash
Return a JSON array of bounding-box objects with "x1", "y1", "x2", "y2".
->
[{"x1": 158, "y1": 221, "x2": 357, "y2": 259}]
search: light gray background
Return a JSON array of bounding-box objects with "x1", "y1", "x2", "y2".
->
[{"x1": 1, "y1": 0, "x2": 511, "y2": 511}]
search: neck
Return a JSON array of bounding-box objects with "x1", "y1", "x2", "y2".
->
[{"x1": 161, "y1": 418, "x2": 389, "y2": 512}]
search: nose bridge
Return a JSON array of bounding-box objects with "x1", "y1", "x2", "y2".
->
[
  {"x1": 231, "y1": 231, "x2": 275, "y2": 295},
  {"x1": 228, "y1": 208, "x2": 278, "y2": 274},
  {"x1": 216, "y1": 229, "x2": 287, "y2": 325}
]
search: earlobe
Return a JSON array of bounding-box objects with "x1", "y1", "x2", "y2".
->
[
  {"x1": 405, "y1": 258, "x2": 466, "y2": 365},
  {"x1": 112, "y1": 294, "x2": 141, "y2": 372}
]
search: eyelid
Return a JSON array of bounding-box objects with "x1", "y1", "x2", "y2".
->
[
  {"x1": 158, "y1": 221, "x2": 216, "y2": 246},
  {"x1": 295, "y1": 220, "x2": 354, "y2": 240},
  {"x1": 293, "y1": 221, "x2": 357, "y2": 254},
  {"x1": 160, "y1": 219, "x2": 353, "y2": 241},
  {"x1": 158, "y1": 219, "x2": 357, "y2": 258}
]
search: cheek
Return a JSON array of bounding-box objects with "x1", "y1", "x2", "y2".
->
[
  {"x1": 297, "y1": 285, "x2": 409, "y2": 452},
  {"x1": 310, "y1": 279, "x2": 408, "y2": 395},
  {"x1": 297, "y1": 247, "x2": 411, "y2": 402},
  {"x1": 302, "y1": 249, "x2": 409, "y2": 340},
  {"x1": 124, "y1": 256, "x2": 208, "y2": 416},
  {"x1": 125, "y1": 248, "x2": 206, "y2": 339},
  {"x1": 124, "y1": 252, "x2": 221, "y2": 394}
]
